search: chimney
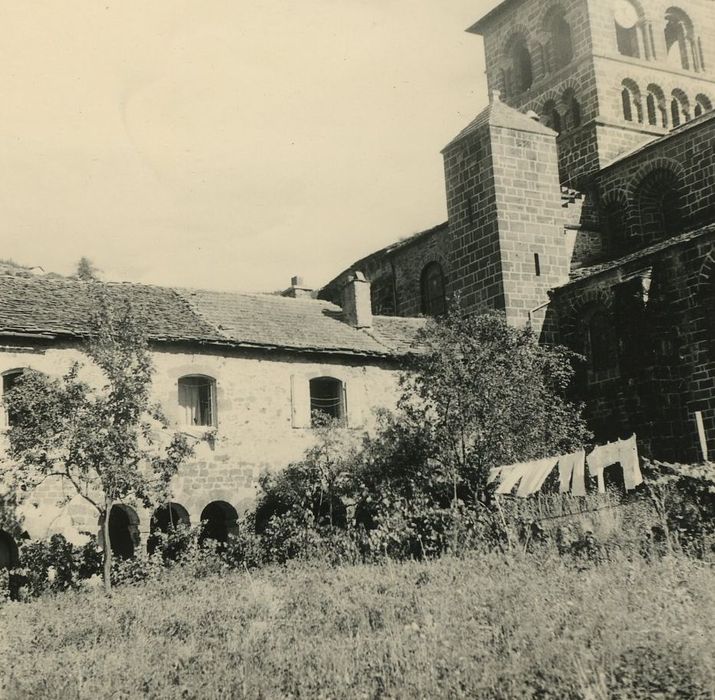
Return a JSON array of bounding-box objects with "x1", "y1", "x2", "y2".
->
[
  {"x1": 281, "y1": 275, "x2": 313, "y2": 298},
  {"x1": 342, "y1": 271, "x2": 372, "y2": 329}
]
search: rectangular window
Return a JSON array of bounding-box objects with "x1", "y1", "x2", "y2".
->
[
  {"x1": 178, "y1": 376, "x2": 215, "y2": 426},
  {"x1": 534, "y1": 253, "x2": 541, "y2": 277}
]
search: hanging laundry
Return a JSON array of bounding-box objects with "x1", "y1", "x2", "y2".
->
[
  {"x1": 516, "y1": 457, "x2": 559, "y2": 497},
  {"x1": 618, "y1": 434, "x2": 642, "y2": 491},
  {"x1": 558, "y1": 450, "x2": 586, "y2": 495},
  {"x1": 495, "y1": 462, "x2": 530, "y2": 495},
  {"x1": 586, "y1": 441, "x2": 620, "y2": 493},
  {"x1": 571, "y1": 451, "x2": 587, "y2": 496},
  {"x1": 586, "y1": 435, "x2": 642, "y2": 493}
]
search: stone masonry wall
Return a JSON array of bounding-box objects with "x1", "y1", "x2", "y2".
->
[
  {"x1": 489, "y1": 123, "x2": 570, "y2": 335},
  {"x1": 553, "y1": 230, "x2": 715, "y2": 462},
  {"x1": 0, "y1": 342, "x2": 402, "y2": 547},
  {"x1": 443, "y1": 124, "x2": 505, "y2": 316}
]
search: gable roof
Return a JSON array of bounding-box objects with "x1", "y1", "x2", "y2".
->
[{"x1": 0, "y1": 274, "x2": 426, "y2": 359}]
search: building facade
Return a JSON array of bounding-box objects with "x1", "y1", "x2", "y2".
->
[
  {"x1": 321, "y1": 0, "x2": 715, "y2": 463},
  {"x1": 0, "y1": 272, "x2": 423, "y2": 561}
]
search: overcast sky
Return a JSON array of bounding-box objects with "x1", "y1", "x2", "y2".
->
[{"x1": 0, "y1": 1, "x2": 495, "y2": 292}]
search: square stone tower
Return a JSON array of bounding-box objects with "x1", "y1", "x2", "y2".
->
[
  {"x1": 468, "y1": 0, "x2": 715, "y2": 188},
  {"x1": 442, "y1": 94, "x2": 568, "y2": 337}
]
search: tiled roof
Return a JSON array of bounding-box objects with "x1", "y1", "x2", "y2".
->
[
  {"x1": 177, "y1": 288, "x2": 426, "y2": 357},
  {"x1": 0, "y1": 275, "x2": 220, "y2": 342},
  {"x1": 0, "y1": 274, "x2": 425, "y2": 358},
  {"x1": 557, "y1": 224, "x2": 715, "y2": 289},
  {"x1": 443, "y1": 97, "x2": 555, "y2": 152}
]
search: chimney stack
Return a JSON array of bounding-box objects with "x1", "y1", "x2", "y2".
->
[
  {"x1": 342, "y1": 271, "x2": 372, "y2": 329},
  {"x1": 281, "y1": 275, "x2": 313, "y2": 298}
]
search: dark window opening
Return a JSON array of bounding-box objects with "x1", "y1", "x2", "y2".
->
[
  {"x1": 0, "y1": 530, "x2": 19, "y2": 569},
  {"x1": 621, "y1": 81, "x2": 642, "y2": 123},
  {"x1": 548, "y1": 14, "x2": 574, "y2": 69},
  {"x1": 200, "y1": 501, "x2": 238, "y2": 547},
  {"x1": 615, "y1": 1, "x2": 641, "y2": 57},
  {"x1": 420, "y1": 262, "x2": 447, "y2": 317},
  {"x1": 3, "y1": 370, "x2": 24, "y2": 427},
  {"x1": 148, "y1": 503, "x2": 191, "y2": 558},
  {"x1": 507, "y1": 36, "x2": 533, "y2": 94},
  {"x1": 665, "y1": 9, "x2": 696, "y2": 71},
  {"x1": 107, "y1": 505, "x2": 139, "y2": 560},
  {"x1": 309, "y1": 377, "x2": 345, "y2": 425},
  {"x1": 694, "y1": 94, "x2": 712, "y2": 118},
  {"x1": 637, "y1": 169, "x2": 683, "y2": 241},
  {"x1": 534, "y1": 253, "x2": 541, "y2": 277},
  {"x1": 178, "y1": 375, "x2": 216, "y2": 427}
]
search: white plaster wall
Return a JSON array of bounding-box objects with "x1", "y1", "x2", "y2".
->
[{"x1": 0, "y1": 342, "x2": 403, "y2": 543}]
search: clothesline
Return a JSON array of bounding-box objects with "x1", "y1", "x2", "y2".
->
[{"x1": 489, "y1": 435, "x2": 643, "y2": 498}]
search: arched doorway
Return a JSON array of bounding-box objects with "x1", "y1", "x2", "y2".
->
[
  {"x1": 200, "y1": 501, "x2": 238, "y2": 547},
  {"x1": 105, "y1": 505, "x2": 140, "y2": 560},
  {"x1": 147, "y1": 503, "x2": 191, "y2": 558}
]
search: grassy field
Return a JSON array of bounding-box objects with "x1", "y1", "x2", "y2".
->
[{"x1": 2, "y1": 552, "x2": 714, "y2": 699}]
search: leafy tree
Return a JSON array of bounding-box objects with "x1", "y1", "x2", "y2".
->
[
  {"x1": 2, "y1": 285, "x2": 193, "y2": 591},
  {"x1": 351, "y1": 310, "x2": 592, "y2": 544},
  {"x1": 75, "y1": 256, "x2": 99, "y2": 281}
]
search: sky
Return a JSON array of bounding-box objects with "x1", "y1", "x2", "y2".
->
[{"x1": 0, "y1": 1, "x2": 495, "y2": 293}]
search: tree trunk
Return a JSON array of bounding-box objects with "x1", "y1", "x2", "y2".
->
[{"x1": 102, "y1": 496, "x2": 113, "y2": 593}]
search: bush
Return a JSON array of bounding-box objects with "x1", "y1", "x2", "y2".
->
[{"x1": 11, "y1": 534, "x2": 102, "y2": 599}]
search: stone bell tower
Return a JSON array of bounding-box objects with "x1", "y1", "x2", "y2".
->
[{"x1": 467, "y1": 0, "x2": 715, "y2": 188}]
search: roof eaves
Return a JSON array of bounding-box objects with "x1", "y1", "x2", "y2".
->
[
  {"x1": 554, "y1": 225, "x2": 715, "y2": 291},
  {"x1": 466, "y1": 0, "x2": 521, "y2": 34}
]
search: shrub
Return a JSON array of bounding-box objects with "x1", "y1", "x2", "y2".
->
[{"x1": 12, "y1": 534, "x2": 101, "y2": 599}]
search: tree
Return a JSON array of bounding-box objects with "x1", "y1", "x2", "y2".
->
[
  {"x1": 352, "y1": 310, "x2": 592, "y2": 541},
  {"x1": 255, "y1": 413, "x2": 358, "y2": 533},
  {"x1": 2, "y1": 285, "x2": 193, "y2": 591},
  {"x1": 76, "y1": 257, "x2": 99, "y2": 281}
]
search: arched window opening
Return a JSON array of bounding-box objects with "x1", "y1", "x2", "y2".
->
[
  {"x1": 0, "y1": 530, "x2": 19, "y2": 569},
  {"x1": 636, "y1": 169, "x2": 684, "y2": 241},
  {"x1": 621, "y1": 80, "x2": 642, "y2": 123},
  {"x1": 420, "y1": 262, "x2": 446, "y2": 316},
  {"x1": 645, "y1": 85, "x2": 667, "y2": 127},
  {"x1": 2, "y1": 369, "x2": 25, "y2": 427},
  {"x1": 200, "y1": 501, "x2": 238, "y2": 547},
  {"x1": 147, "y1": 503, "x2": 191, "y2": 558},
  {"x1": 105, "y1": 505, "x2": 140, "y2": 560},
  {"x1": 665, "y1": 7, "x2": 698, "y2": 71},
  {"x1": 670, "y1": 90, "x2": 690, "y2": 128},
  {"x1": 506, "y1": 35, "x2": 533, "y2": 94},
  {"x1": 178, "y1": 375, "x2": 216, "y2": 427},
  {"x1": 309, "y1": 377, "x2": 345, "y2": 425},
  {"x1": 545, "y1": 9, "x2": 574, "y2": 70},
  {"x1": 614, "y1": 0, "x2": 642, "y2": 58},
  {"x1": 694, "y1": 94, "x2": 712, "y2": 118},
  {"x1": 584, "y1": 308, "x2": 617, "y2": 372},
  {"x1": 562, "y1": 89, "x2": 581, "y2": 130}
]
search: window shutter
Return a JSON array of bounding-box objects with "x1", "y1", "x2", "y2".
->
[
  {"x1": 290, "y1": 375, "x2": 311, "y2": 428},
  {"x1": 344, "y1": 380, "x2": 366, "y2": 429}
]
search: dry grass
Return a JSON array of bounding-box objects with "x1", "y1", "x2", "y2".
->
[{"x1": 2, "y1": 552, "x2": 713, "y2": 699}]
